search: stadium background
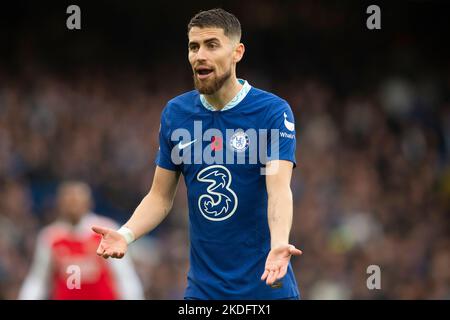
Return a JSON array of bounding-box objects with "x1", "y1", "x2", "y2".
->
[{"x1": 1, "y1": 0, "x2": 449, "y2": 299}]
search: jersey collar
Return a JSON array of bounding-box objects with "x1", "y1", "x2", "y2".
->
[{"x1": 200, "y1": 79, "x2": 251, "y2": 112}]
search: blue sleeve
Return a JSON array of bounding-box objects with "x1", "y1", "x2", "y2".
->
[
  {"x1": 155, "y1": 107, "x2": 181, "y2": 171},
  {"x1": 266, "y1": 101, "x2": 297, "y2": 167}
]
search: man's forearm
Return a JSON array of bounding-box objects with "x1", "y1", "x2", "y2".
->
[
  {"x1": 123, "y1": 190, "x2": 173, "y2": 241},
  {"x1": 267, "y1": 187, "x2": 293, "y2": 249}
]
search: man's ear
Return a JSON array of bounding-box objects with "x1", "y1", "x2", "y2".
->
[{"x1": 233, "y1": 43, "x2": 245, "y2": 63}]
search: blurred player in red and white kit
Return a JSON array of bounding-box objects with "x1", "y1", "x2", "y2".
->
[{"x1": 18, "y1": 181, "x2": 144, "y2": 300}]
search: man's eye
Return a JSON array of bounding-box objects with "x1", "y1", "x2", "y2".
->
[{"x1": 208, "y1": 43, "x2": 218, "y2": 49}]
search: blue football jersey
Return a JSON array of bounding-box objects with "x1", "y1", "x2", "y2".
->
[{"x1": 156, "y1": 79, "x2": 300, "y2": 299}]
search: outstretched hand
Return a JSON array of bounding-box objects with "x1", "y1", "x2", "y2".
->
[
  {"x1": 92, "y1": 226, "x2": 128, "y2": 259},
  {"x1": 261, "y1": 244, "x2": 302, "y2": 286}
]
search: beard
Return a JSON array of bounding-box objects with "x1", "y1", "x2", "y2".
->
[{"x1": 193, "y1": 68, "x2": 232, "y2": 95}]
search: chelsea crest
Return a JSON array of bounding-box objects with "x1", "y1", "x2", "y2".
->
[{"x1": 229, "y1": 129, "x2": 249, "y2": 153}]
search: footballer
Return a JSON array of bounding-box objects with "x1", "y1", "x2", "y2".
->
[{"x1": 93, "y1": 8, "x2": 302, "y2": 300}]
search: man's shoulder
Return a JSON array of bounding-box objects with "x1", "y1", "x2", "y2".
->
[
  {"x1": 249, "y1": 86, "x2": 284, "y2": 101},
  {"x1": 163, "y1": 90, "x2": 200, "y2": 114},
  {"x1": 245, "y1": 86, "x2": 292, "y2": 115}
]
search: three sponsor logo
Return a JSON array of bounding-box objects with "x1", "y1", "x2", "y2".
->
[{"x1": 171, "y1": 113, "x2": 296, "y2": 221}]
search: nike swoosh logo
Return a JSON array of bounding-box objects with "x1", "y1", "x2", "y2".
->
[
  {"x1": 178, "y1": 139, "x2": 197, "y2": 149},
  {"x1": 283, "y1": 112, "x2": 295, "y2": 132}
]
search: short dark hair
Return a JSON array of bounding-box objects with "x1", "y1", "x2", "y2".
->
[{"x1": 187, "y1": 8, "x2": 241, "y2": 41}]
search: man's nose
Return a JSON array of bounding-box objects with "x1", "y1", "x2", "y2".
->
[{"x1": 196, "y1": 46, "x2": 208, "y2": 61}]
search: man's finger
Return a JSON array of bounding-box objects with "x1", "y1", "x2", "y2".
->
[
  {"x1": 289, "y1": 246, "x2": 303, "y2": 256},
  {"x1": 271, "y1": 270, "x2": 280, "y2": 285},
  {"x1": 96, "y1": 247, "x2": 105, "y2": 256},
  {"x1": 265, "y1": 271, "x2": 272, "y2": 285},
  {"x1": 266, "y1": 270, "x2": 275, "y2": 285},
  {"x1": 277, "y1": 265, "x2": 288, "y2": 279},
  {"x1": 111, "y1": 251, "x2": 124, "y2": 259},
  {"x1": 261, "y1": 269, "x2": 269, "y2": 281},
  {"x1": 92, "y1": 226, "x2": 109, "y2": 236},
  {"x1": 267, "y1": 271, "x2": 276, "y2": 285}
]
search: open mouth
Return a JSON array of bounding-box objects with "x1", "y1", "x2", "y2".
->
[{"x1": 195, "y1": 67, "x2": 214, "y2": 79}]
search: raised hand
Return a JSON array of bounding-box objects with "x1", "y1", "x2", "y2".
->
[
  {"x1": 261, "y1": 244, "x2": 302, "y2": 286},
  {"x1": 92, "y1": 226, "x2": 128, "y2": 259}
]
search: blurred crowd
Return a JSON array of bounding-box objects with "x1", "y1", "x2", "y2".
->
[
  {"x1": 285, "y1": 75, "x2": 450, "y2": 299},
  {"x1": 1, "y1": 1, "x2": 450, "y2": 300}
]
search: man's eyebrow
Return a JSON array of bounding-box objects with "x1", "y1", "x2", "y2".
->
[
  {"x1": 188, "y1": 37, "x2": 221, "y2": 46},
  {"x1": 203, "y1": 37, "x2": 220, "y2": 44}
]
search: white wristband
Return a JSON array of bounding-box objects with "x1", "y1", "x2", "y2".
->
[{"x1": 117, "y1": 226, "x2": 135, "y2": 245}]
